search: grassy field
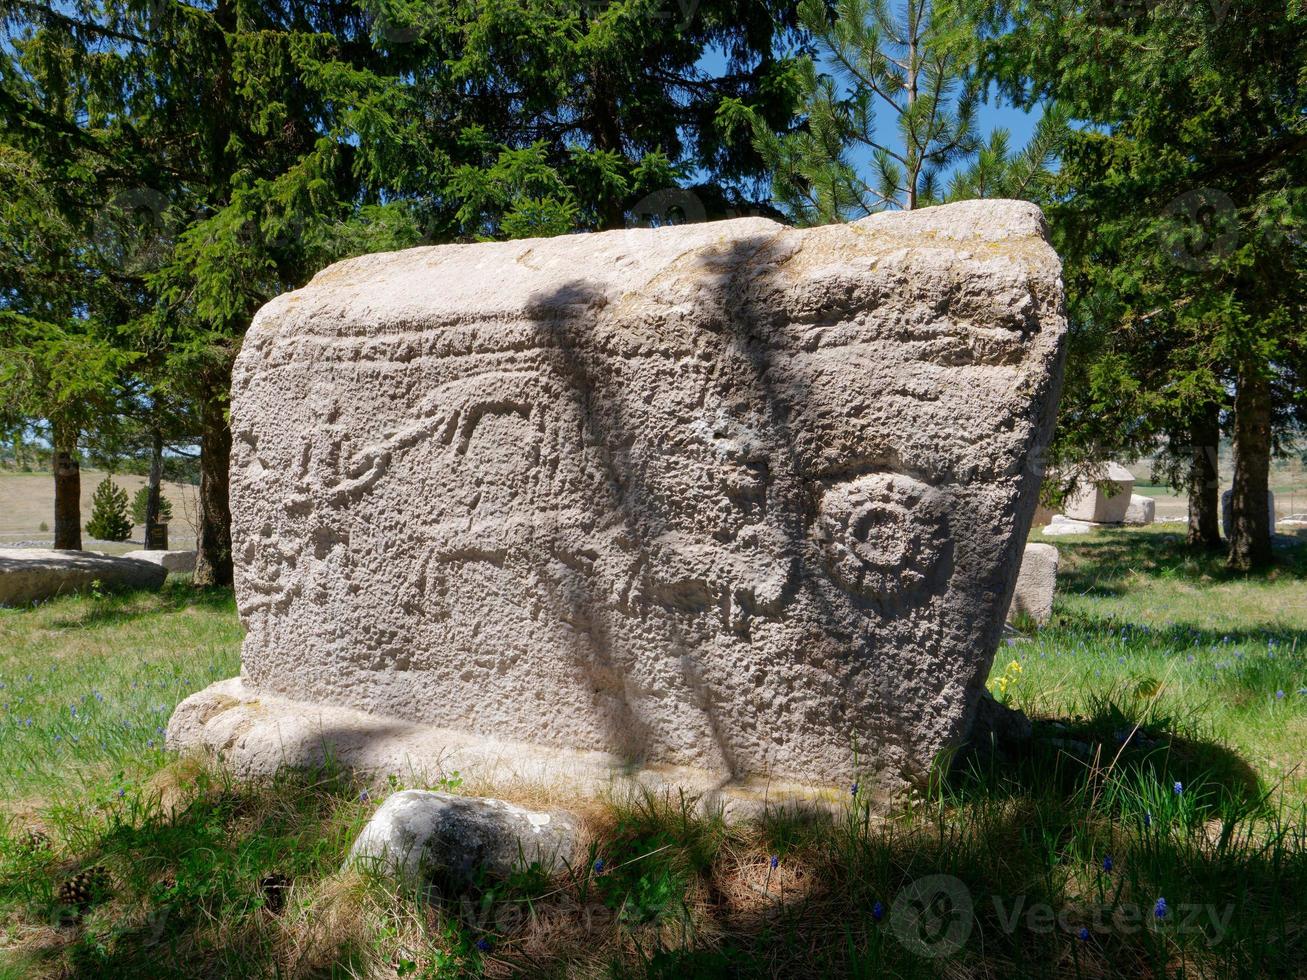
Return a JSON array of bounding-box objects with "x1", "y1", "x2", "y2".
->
[
  {"x1": 0, "y1": 468, "x2": 200, "y2": 552},
  {"x1": 0, "y1": 528, "x2": 1304, "y2": 977}
]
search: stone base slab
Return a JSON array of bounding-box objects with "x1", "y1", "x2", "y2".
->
[{"x1": 167, "y1": 678, "x2": 852, "y2": 819}]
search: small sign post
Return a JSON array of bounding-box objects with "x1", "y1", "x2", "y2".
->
[{"x1": 145, "y1": 522, "x2": 169, "y2": 551}]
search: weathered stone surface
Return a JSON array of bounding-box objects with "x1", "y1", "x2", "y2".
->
[
  {"x1": 348, "y1": 791, "x2": 578, "y2": 885},
  {"x1": 1222, "y1": 490, "x2": 1276, "y2": 537},
  {"x1": 1123, "y1": 494, "x2": 1156, "y2": 526},
  {"x1": 121, "y1": 549, "x2": 197, "y2": 574},
  {"x1": 0, "y1": 548, "x2": 166, "y2": 606},
  {"x1": 1063, "y1": 463, "x2": 1135, "y2": 523},
  {"x1": 171, "y1": 199, "x2": 1067, "y2": 792},
  {"x1": 1007, "y1": 543, "x2": 1058, "y2": 625}
]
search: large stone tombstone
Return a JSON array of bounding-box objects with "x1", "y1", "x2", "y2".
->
[{"x1": 169, "y1": 200, "x2": 1067, "y2": 801}]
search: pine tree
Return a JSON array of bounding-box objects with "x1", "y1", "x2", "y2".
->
[
  {"x1": 738, "y1": 0, "x2": 1067, "y2": 223},
  {"x1": 959, "y1": 0, "x2": 1306, "y2": 569},
  {"x1": 86, "y1": 478, "x2": 133, "y2": 542},
  {"x1": 130, "y1": 486, "x2": 172, "y2": 526},
  {"x1": 2, "y1": 0, "x2": 805, "y2": 586}
]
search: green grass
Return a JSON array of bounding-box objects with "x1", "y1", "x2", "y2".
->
[
  {"x1": 0, "y1": 581, "x2": 241, "y2": 807},
  {"x1": 0, "y1": 529, "x2": 1304, "y2": 977}
]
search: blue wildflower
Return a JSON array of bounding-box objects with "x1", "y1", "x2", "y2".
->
[
  {"x1": 146, "y1": 740, "x2": 154, "y2": 749},
  {"x1": 1275, "y1": 690, "x2": 1285, "y2": 700},
  {"x1": 872, "y1": 901, "x2": 884, "y2": 921},
  {"x1": 1144, "y1": 812, "x2": 1152, "y2": 828},
  {"x1": 851, "y1": 783, "x2": 859, "y2": 797},
  {"x1": 116, "y1": 788, "x2": 126, "y2": 799},
  {"x1": 1102, "y1": 855, "x2": 1113, "y2": 873},
  {"x1": 769, "y1": 854, "x2": 779, "y2": 870},
  {"x1": 358, "y1": 789, "x2": 370, "y2": 803},
  {"x1": 1154, "y1": 897, "x2": 1168, "y2": 919},
  {"x1": 1173, "y1": 781, "x2": 1183, "y2": 795},
  {"x1": 69, "y1": 705, "x2": 77, "y2": 717},
  {"x1": 475, "y1": 938, "x2": 492, "y2": 953},
  {"x1": 1078, "y1": 927, "x2": 1090, "y2": 942},
  {"x1": 593, "y1": 858, "x2": 605, "y2": 874}
]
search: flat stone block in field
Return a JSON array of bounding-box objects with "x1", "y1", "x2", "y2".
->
[
  {"x1": 170, "y1": 199, "x2": 1067, "y2": 797},
  {"x1": 1041, "y1": 515, "x2": 1096, "y2": 536},
  {"x1": 0, "y1": 548, "x2": 166, "y2": 605},
  {"x1": 1123, "y1": 494, "x2": 1155, "y2": 526},
  {"x1": 1063, "y1": 463, "x2": 1135, "y2": 523},
  {"x1": 121, "y1": 549, "x2": 197, "y2": 574}
]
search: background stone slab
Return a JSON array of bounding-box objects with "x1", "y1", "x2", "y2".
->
[
  {"x1": 1007, "y1": 543, "x2": 1059, "y2": 625},
  {"x1": 0, "y1": 548, "x2": 166, "y2": 606}
]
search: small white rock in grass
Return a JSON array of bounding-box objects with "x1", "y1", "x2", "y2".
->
[
  {"x1": 347, "y1": 790, "x2": 578, "y2": 886},
  {"x1": 1123, "y1": 494, "x2": 1155, "y2": 526}
]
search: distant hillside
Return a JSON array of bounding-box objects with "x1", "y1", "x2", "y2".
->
[{"x1": 0, "y1": 469, "x2": 200, "y2": 552}]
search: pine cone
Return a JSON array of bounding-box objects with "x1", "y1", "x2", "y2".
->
[
  {"x1": 259, "y1": 872, "x2": 290, "y2": 914},
  {"x1": 21, "y1": 828, "x2": 51, "y2": 853},
  {"x1": 58, "y1": 866, "x2": 109, "y2": 910}
]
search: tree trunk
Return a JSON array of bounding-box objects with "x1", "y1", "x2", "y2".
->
[
  {"x1": 144, "y1": 428, "x2": 163, "y2": 548},
  {"x1": 51, "y1": 422, "x2": 82, "y2": 550},
  {"x1": 146, "y1": 428, "x2": 163, "y2": 529},
  {"x1": 1186, "y1": 405, "x2": 1222, "y2": 548},
  {"x1": 194, "y1": 391, "x2": 233, "y2": 587},
  {"x1": 1227, "y1": 365, "x2": 1273, "y2": 571}
]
